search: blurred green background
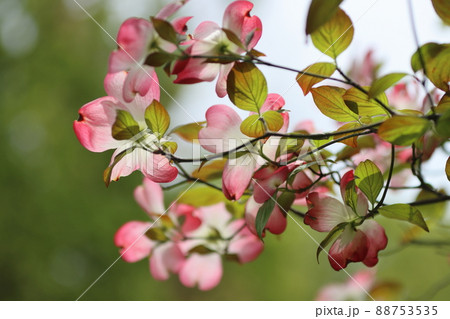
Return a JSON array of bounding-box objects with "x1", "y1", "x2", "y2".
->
[{"x1": 1, "y1": 0, "x2": 449, "y2": 301}]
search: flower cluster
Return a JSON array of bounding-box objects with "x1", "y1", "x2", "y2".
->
[
  {"x1": 73, "y1": 0, "x2": 449, "y2": 291},
  {"x1": 115, "y1": 178, "x2": 263, "y2": 290}
]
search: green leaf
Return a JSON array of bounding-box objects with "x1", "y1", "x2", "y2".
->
[
  {"x1": 379, "y1": 204, "x2": 429, "y2": 232},
  {"x1": 277, "y1": 191, "x2": 296, "y2": 213},
  {"x1": 311, "y1": 136, "x2": 333, "y2": 148},
  {"x1": 192, "y1": 159, "x2": 228, "y2": 181},
  {"x1": 344, "y1": 180, "x2": 358, "y2": 213},
  {"x1": 355, "y1": 160, "x2": 383, "y2": 205},
  {"x1": 436, "y1": 93, "x2": 450, "y2": 113},
  {"x1": 240, "y1": 111, "x2": 283, "y2": 138},
  {"x1": 316, "y1": 222, "x2": 347, "y2": 262},
  {"x1": 151, "y1": 17, "x2": 178, "y2": 43},
  {"x1": 311, "y1": 86, "x2": 359, "y2": 122},
  {"x1": 145, "y1": 100, "x2": 170, "y2": 136},
  {"x1": 144, "y1": 52, "x2": 176, "y2": 67},
  {"x1": 378, "y1": 116, "x2": 431, "y2": 146},
  {"x1": 411, "y1": 43, "x2": 444, "y2": 72},
  {"x1": 177, "y1": 186, "x2": 226, "y2": 207},
  {"x1": 263, "y1": 110, "x2": 284, "y2": 132},
  {"x1": 436, "y1": 108, "x2": 450, "y2": 138},
  {"x1": 305, "y1": 0, "x2": 343, "y2": 35},
  {"x1": 161, "y1": 141, "x2": 177, "y2": 154},
  {"x1": 227, "y1": 62, "x2": 268, "y2": 112},
  {"x1": 297, "y1": 62, "x2": 336, "y2": 95},
  {"x1": 334, "y1": 122, "x2": 361, "y2": 147},
  {"x1": 145, "y1": 228, "x2": 169, "y2": 242},
  {"x1": 411, "y1": 43, "x2": 450, "y2": 91},
  {"x1": 171, "y1": 122, "x2": 205, "y2": 143},
  {"x1": 310, "y1": 8, "x2": 354, "y2": 59},
  {"x1": 446, "y1": 157, "x2": 450, "y2": 181},
  {"x1": 112, "y1": 110, "x2": 141, "y2": 140},
  {"x1": 431, "y1": 0, "x2": 450, "y2": 25},
  {"x1": 255, "y1": 197, "x2": 276, "y2": 239},
  {"x1": 343, "y1": 87, "x2": 390, "y2": 117},
  {"x1": 368, "y1": 73, "x2": 407, "y2": 99},
  {"x1": 240, "y1": 114, "x2": 264, "y2": 137}
]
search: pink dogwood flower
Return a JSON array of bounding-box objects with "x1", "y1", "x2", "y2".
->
[
  {"x1": 245, "y1": 163, "x2": 314, "y2": 236},
  {"x1": 304, "y1": 171, "x2": 387, "y2": 270},
  {"x1": 178, "y1": 203, "x2": 264, "y2": 290},
  {"x1": 108, "y1": 1, "x2": 190, "y2": 102},
  {"x1": 172, "y1": 0, "x2": 262, "y2": 97},
  {"x1": 115, "y1": 178, "x2": 263, "y2": 290},
  {"x1": 73, "y1": 71, "x2": 178, "y2": 184},
  {"x1": 199, "y1": 94, "x2": 289, "y2": 200},
  {"x1": 114, "y1": 178, "x2": 198, "y2": 280}
]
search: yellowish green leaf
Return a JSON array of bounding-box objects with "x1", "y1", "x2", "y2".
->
[
  {"x1": 378, "y1": 116, "x2": 431, "y2": 146},
  {"x1": 227, "y1": 62, "x2": 268, "y2": 112},
  {"x1": 112, "y1": 110, "x2": 140, "y2": 140},
  {"x1": 343, "y1": 87, "x2": 390, "y2": 117},
  {"x1": 297, "y1": 62, "x2": 336, "y2": 95},
  {"x1": 171, "y1": 122, "x2": 206, "y2": 143},
  {"x1": 310, "y1": 8, "x2": 354, "y2": 59},
  {"x1": 192, "y1": 159, "x2": 227, "y2": 181},
  {"x1": 431, "y1": 0, "x2": 450, "y2": 25},
  {"x1": 306, "y1": 0, "x2": 343, "y2": 35},
  {"x1": 334, "y1": 122, "x2": 361, "y2": 147},
  {"x1": 311, "y1": 86, "x2": 359, "y2": 122},
  {"x1": 355, "y1": 160, "x2": 383, "y2": 205},
  {"x1": 379, "y1": 204, "x2": 429, "y2": 232},
  {"x1": 177, "y1": 186, "x2": 226, "y2": 207},
  {"x1": 369, "y1": 73, "x2": 407, "y2": 99},
  {"x1": 145, "y1": 100, "x2": 170, "y2": 136}
]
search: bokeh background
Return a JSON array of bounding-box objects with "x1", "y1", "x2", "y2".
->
[{"x1": 1, "y1": 0, "x2": 449, "y2": 300}]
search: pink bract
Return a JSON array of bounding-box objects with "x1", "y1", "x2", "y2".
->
[
  {"x1": 74, "y1": 71, "x2": 178, "y2": 184},
  {"x1": 173, "y1": 0, "x2": 262, "y2": 97},
  {"x1": 304, "y1": 171, "x2": 387, "y2": 270}
]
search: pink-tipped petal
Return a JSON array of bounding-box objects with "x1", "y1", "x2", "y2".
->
[
  {"x1": 227, "y1": 221, "x2": 264, "y2": 263},
  {"x1": 108, "y1": 18, "x2": 152, "y2": 73},
  {"x1": 134, "y1": 178, "x2": 165, "y2": 216},
  {"x1": 289, "y1": 170, "x2": 313, "y2": 198},
  {"x1": 123, "y1": 66, "x2": 160, "y2": 103},
  {"x1": 73, "y1": 96, "x2": 122, "y2": 152},
  {"x1": 359, "y1": 220, "x2": 388, "y2": 267},
  {"x1": 222, "y1": 1, "x2": 262, "y2": 49},
  {"x1": 149, "y1": 242, "x2": 185, "y2": 280},
  {"x1": 104, "y1": 71, "x2": 160, "y2": 121},
  {"x1": 179, "y1": 253, "x2": 223, "y2": 291},
  {"x1": 244, "y1": 196, "x2": 287, "y2": 236},
  {"x1": 266, "y1": 205, "x2": 287, "y2": 235},
  {"x1": 172, "y1": 16, "x2": 192, "y2": 35},
  {"x1": 215, "y1": 63, "x2": 234, "y2": 98},
  {"x1": 222, "y1": 154, "x2": 256, "y2": 200},
  {"x1": 304, "y1": 192, "x2": 356, "y2": 232},
  {"x1": 114, "y1": 221, "x2": 153, "y2": 262},
  {"x1": 328, "y1": 228, "x2": 368, "y2": 271},
  {"x1": 253, "y1": 166, "x2": 290, "y2": 203},
  {"x1": 173, "y1": 56, "x2": 220, "y2": 84},
  {"x1": 109, "y1": 148, "x2": 178, "y2": 184},
  {"x1": 155, "y1": 0, "x2": 189, "y2": 20},
  {"x1": 199, "y1": 104, "x2": 247, "y2": 153}
]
